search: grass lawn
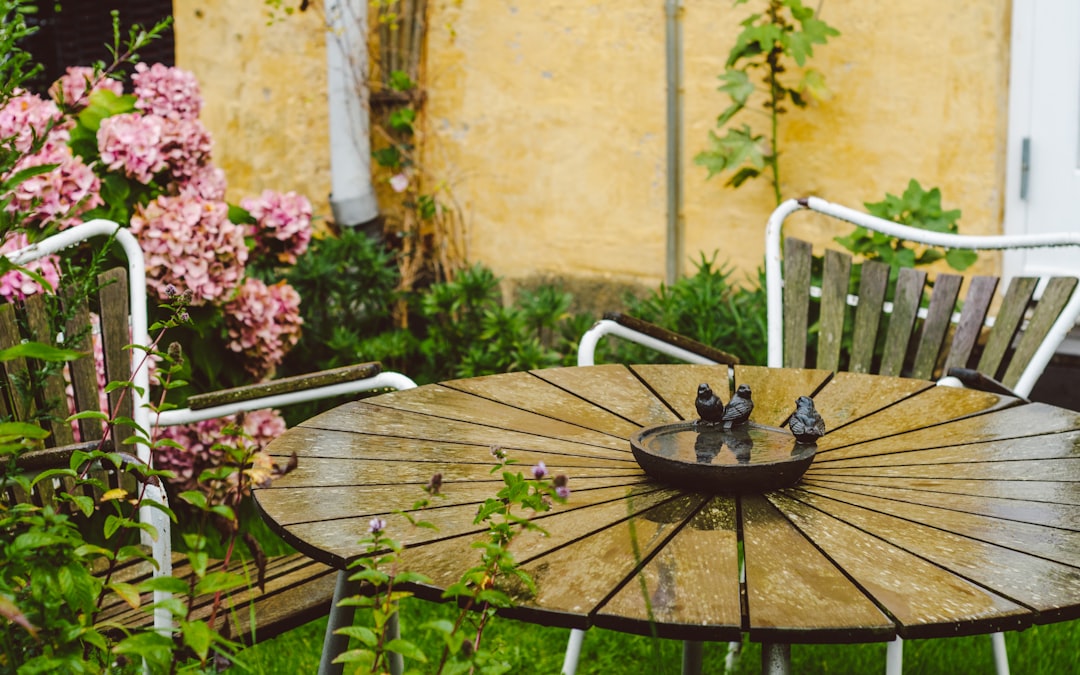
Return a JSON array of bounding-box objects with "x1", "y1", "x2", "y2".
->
[{"x1": 225, "y1": 597, "x2": 1080, "y2": 674}]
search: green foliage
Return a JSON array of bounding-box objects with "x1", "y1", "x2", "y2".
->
[
  {"x1": 602, "y1": 254, "x2": 768, "y2": 366},
  {"x1": 695, "y1": 0, "x2": 839, "y2": 204},
  {"x1": 417, "y1": 265, "x2": 580, "y2": 381},
  {"x1": 834, "y1": 179, "x2": 977, "y2": 272},
  {"x1": 336, "y1": 455, "x2": 569, "y2": 674}
]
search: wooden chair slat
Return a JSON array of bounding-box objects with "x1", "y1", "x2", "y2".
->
[
  {"x1": 879, "y1": 267, "x2": 927, "y2": 377},
  {"x1": 62, "y1": 286, "x2": 103, "y2": 442},
  {"x1": 25, "y1": 294, "x2": 76, "y2": 447},
  {"x1": 911, "y1": 274, "x2": 963, "y2": 380},
  {"x1": 188, "y1": 361, "x2": 387, "y2": 410},
  {"x1": 0, "y1": 302, "x2": 29, "y2": 420},
  {"x1": 849, "y1": 260, "x2": 890, "y2": 373},
  {"x1": 782, "y1": 238, "x2": 813, "y2": 369},
  {"x1": 97, "y1": 269, "x2": 133, "y2": 441},
  {"x1": 942, "y1": 276, "x2": 999, "y2": 374},
  {"x1": 978, "y1": 277, "x2": 1039, "y2": 378},
  {"x1": 1001, "y1": 277, "x2": 1079, "y2": 389},
  {"x1": 817, "y1": 249, "x2": 851, "y2": 373}
]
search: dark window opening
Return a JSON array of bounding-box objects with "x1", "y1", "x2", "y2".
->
[{"x1": 21, "y1": 1, "x2": 175, "y2": 96}]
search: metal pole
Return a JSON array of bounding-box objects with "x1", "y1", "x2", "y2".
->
[
  {"x1": 762, "y1": 642, "x2": 791, "y2": 675},
  {"x1": 664, "y1": 0, "x2": 684, "y2": 285}
]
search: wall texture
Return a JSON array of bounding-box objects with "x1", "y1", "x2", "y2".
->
[
  {"x1": 176, "y1": 0, "x2": 1011, "y2": 288},
  {"x1": 173, "y1": 1, "x2": 332, "y2": 219}
]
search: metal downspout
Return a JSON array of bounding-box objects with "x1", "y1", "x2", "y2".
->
[
  {"x1": 665, "y1": 0, "x2": 685, "y2": 285},
  {"x1": 326, "y1": 0, "x2": 380, "y2": 226}
]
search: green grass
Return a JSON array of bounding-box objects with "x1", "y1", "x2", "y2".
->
[{"x1": 224, "y1": 597, "x2": 1080, "y2": 674}]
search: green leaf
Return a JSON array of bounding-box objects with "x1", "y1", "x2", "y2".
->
[
  {"x1": 717, "y1": 68, "x2": 754, "y2": 105},
  {"x1": 945, "y1": 248, "x2": 977, "y2": 271},
  {"x1": 181, "y1": 619, "x2": 214, "y2": 661},
  {"x1": 0, "y1": 342, "x2": 84, "y2": 363},
  {"x1": 333, "y1": 624, "x2": 378, "y2": 646},
  {"x1": 112, "y1": 630, "x2": 174, "y2": 673},
  {"x1": 179, "y1": 490, "x2": 209, "y2": 510},
  {"x1": 194, "y1": 570, "x2": 248, "y2": 596},
  {"x1": 694, "y1": 125, "x2": 766, "y2": 181},
  {"x1": 385, "y1": 638, "x2": 429, "y2": 662},
  {"x1": 108, "y1": 582, "x2": 142, "y2": 609},
  {"x1": 799, "y1": 68, "x2": 831, "y2": 102},
  {"x1": 139, "y1": 575, "x2": 190, "y2": 594}
]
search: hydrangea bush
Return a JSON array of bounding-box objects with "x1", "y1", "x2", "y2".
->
[{"x1": 0, "y1": 62, "x2": 313, "y2": 498}]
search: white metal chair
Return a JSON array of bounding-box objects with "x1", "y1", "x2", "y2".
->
[
  {"x1": 572, "y1": 196, "x2": 1080, "y2": 675},
  {"x1": 7, "y1": 220, "x2": 416, "y2": 650}
]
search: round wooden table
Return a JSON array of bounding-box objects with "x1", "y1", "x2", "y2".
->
[{"x1": 255, "y1": 364, "x2": 1080, "y2": 673}]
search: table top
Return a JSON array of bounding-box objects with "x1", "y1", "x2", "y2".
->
[{"x1": 254, "y1": 364, "x2": 1080, "y2": 644}]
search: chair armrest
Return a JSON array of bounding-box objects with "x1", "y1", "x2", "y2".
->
[
  {"x1": 945, "y1": 367, "x2": 1030, "y2": 402},
  {"x1": 187, "y1": 362, "x2": 384, "y2": 410},
  {"x1": 578, "y1": 312, "x2": 740, "y2": 367}
]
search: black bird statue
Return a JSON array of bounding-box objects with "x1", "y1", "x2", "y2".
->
[
  {"x1": 694, "y1": 383, "x2": 725, "y2": 425},
  {"x1": 722, "y1": 384, "x2": 754, "y2": 429},
  {"x1": 789, "y1": 395, "x2": 826, "y2": 444}
]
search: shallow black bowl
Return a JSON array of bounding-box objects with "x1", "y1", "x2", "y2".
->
[{"x1": 630, "y1": 421, "x2": 816, "y2": 493}]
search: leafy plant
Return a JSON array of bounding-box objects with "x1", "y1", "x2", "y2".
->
[
  {"x1": 418, "y1": 265, "x2": 581, "y2": 381},
  {"x1": 695, "y1": 0, "x2": 839, "y2": 205},
  {"x1": 835, "y1": 179, "x2": 977, "y2": 272},
  {"x1": 334, "y1": 453, "x2": 570, "y2": 674},
  {"x1": 603, "y1": 254, "x2": 768, "y2": 366}
]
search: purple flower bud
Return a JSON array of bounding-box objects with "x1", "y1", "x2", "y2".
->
[
  {"x1": 426, "y1": 472, "x2": 443, "y2": 495},
  {"x1": 532, "y1": 461, "x2": 547, "y2": 480},
  {"x1": 556, "y1": 485, "x2": 571, "y2": 499},
  {"x1": 368, "y1": 517, "x2": 386, "y2": 534},
  {"x1": 165, "y1": 284, "x2": 177, "y2": 297}
]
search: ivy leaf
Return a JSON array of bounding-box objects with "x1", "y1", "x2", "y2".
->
[{"x1": 799, "y1": 68, "x2": 831, "y2": 102}]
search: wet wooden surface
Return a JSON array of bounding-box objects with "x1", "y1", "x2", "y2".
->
[{"x1": 254, "y1": 364, "x2": 1080, "y2": 644}]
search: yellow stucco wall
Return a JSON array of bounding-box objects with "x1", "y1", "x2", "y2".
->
[
  {"x1": 176, "y1": 0, "x2": 1011, "y2": 287},
  {"x1": 173, "y1": 1, "x2": 332, "y2": 220}
]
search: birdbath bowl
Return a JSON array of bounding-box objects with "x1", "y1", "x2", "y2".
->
[{"x1": 630, "y1": 422, "x2": 816, "y2": 493}]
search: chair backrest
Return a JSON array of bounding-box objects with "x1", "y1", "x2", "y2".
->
[{"x1": 766, "y1": 197, "x2": 1080, "y2": 397}]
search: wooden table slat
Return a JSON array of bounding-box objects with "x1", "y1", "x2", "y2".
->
[
  {"x1": 788, "y1": 489, "x2": 1080, "y2": 622},
  {"x1": 742, "y1": 494, "x2": 895, "y2": 642},
  {"x1": 531, "y1": 364, "x2": 684, "y2": 428},
  {"x1": 593, "y1": 495, "x2": 742, "y2": 640},
  {"x1": 769, "y1": 492, "x2": 1030, "y2": 638}
]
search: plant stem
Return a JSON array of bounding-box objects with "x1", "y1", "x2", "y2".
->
[{"x1": 767, "y1": 0, "x2": 783, "y2": 206}]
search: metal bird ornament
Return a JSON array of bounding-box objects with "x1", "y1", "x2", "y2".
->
[
  {"x1": 789, "y1": 395, "x2": 826, "y2": 444},
  {"x1": 694, "y1": 383, "x2": 725, "y2": 425},
  {"x1": 721, "y1": 384, "x2": 754, "y2": 429}
]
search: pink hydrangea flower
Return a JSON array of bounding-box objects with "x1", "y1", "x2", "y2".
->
[
  {"x1": 241, "y1": 190, "x2": 313, "y2": 265},
  {"x1": 132, "y1": 63, "x2": 201, "y2": 121},
  {"x1": 97, "y1": 112, "x2": 168, "y2": 184},
  {"x1": 224, "y1": 277, "x2": 303, "y2": 378},
  {"x1": 49, "y1": 66, "x2": 124, "y2": 109},
  {"x1": 131, "y1": 194, "x2": 249, "y2": 305},
  {"x1": 0, "y1": 232, "x2": 61, "y2": 302},
  {"x1": 177, "y1": 164, "x2": 227, "y2": 201},
  {"x1": 0, "y1": 90, "x2": 68, "y2": 153},
  {"x1": 5, "y1": 142, "x2": 102, "y2": 229},
  {"x1": 159, "y1": 116, "x2": 213, "y2": 182}
]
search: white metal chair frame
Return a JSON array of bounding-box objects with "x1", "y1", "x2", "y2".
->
[
  {"x1": 8, "y1": 220, "x2": 417, "y2": 651},
  {"x1": 570, "y1": 197, "x2": 1080, "y2": 675}
]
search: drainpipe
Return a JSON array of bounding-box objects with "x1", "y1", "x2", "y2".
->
[
  {"x1": 325, "y1": 0, "x2": 380, "y2": 226},
  {"x1": 665, "y1": 0, "x2": 684, "y2": 285}
]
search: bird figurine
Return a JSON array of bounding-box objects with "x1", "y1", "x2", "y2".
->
[
  {"x1": 789, "y1": 395, "x2": 826, "y2": 444},
  {"x1": 721, "y1": 384, "x2": 754, "y2": 429},
  {"x1": 694, "y1": 383, "x2": 725, "y2": 425}
]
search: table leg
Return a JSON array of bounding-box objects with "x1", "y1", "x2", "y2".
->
[
  {"x1": 761, "y1": 643, "x2": 790, "y2": 675},
  {"x1": 561, "y1": 628, "x2": 585, "y2": 675},
  {"x1": 682, "y1": 641, "x2": 703, "y2": 675},
  {"x1": 317, "y1": 570, "x2": 404, "y2": 675},
  {"x1": 886, "y1": 637, "x2": 903, "y2": 675}
]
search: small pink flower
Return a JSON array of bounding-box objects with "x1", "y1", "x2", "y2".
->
[
  {"x1": 223, "y1": 277, "x2": 303, "y2": 378},
  {"x1": 132, "y1": 63, "x2": 202, "y2": 120},
  {"x1": 369, "y1": 517, "x2": 387, "y2": 534},
  {"x1": 241, "y1": 190, "x2": 313, "y2": 265},
  {"x1": 0, "y1": 232, "x2": 61, "y2": 302},
  {"x1": 97, "y1": 112, "x2": 168, "y2": 184},
  {"x1": 389, "y1": 173, "x2": 409, "y2": 193}
]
